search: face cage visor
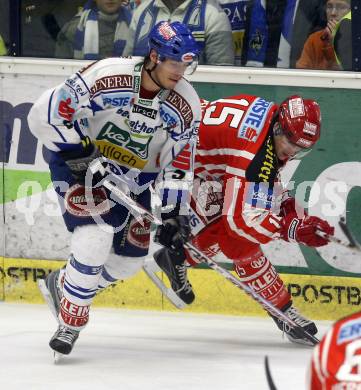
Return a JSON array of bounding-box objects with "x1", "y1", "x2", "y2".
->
[
  {"x1": 276, "y1": 122, "x2": 313, "y2": 160},
  {"x1": 157, "y1": 54, "x2": 199, "y2": 75}
]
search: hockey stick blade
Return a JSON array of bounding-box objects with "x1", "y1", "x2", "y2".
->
[
  {"x1": 143, "y1": 258, "x2": 187, "y2": 309},
  {"x1": 317, "y1": 230, "x2": 361, "y2": 253},
  {"x1": 265, "y1": 356, "x2": 278, "y2": 390},
  {"x1": 339, "y1": 217, "x2": 360, "y2": 249},
  {"x1": 38, "y1": 279, "x2": 60, "y2": 323},
  {"x1": 103, "y1": 181, "x2": 319, "y2": 346}
]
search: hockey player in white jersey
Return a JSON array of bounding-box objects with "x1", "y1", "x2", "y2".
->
[{"x1": 28, "y1": 20, "x2": 201, "y2": 356}]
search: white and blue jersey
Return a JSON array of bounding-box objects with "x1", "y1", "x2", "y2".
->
[
  {"x1": 28, "y1": 58, "x2": 201, "y2": 254},
  {"x1": 28, "y1": 57, "x2": 201, "y2": 231}
]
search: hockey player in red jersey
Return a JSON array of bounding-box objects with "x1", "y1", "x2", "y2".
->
[
  {"x1": 152, "y1": 94, "x2": 335, "y2": 346},
  {"x1": 309, "y1": 311, "x2": 361, "y2": 389}
]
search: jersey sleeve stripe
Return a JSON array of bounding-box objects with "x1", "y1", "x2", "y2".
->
[
  {"x1": 225, "y1": 166, "x2": 246, "y2": 177},
  {"x1": 225, "y1": 178, "x2": 260, "y2": 243},
  {"x1": 240, "y1": 205, "x2": 279, "y2": 239},
  {"x1": 321, "y1": 328, "x2": 334, "y2": 379},
  {"x1": 197, "y1": 148, "x2": 255, "y2": 160},
  {"x1": 312, "y1": 344, "x2": 326, "y2": 385}
]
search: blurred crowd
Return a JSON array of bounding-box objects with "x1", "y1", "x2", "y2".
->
[{"x1": 0, "y1": 0, "x2": 354, "y2": 70}]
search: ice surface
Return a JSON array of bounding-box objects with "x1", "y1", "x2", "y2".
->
[{"x1": 0, "y1": 303, "x2": 331, "y2": 390}]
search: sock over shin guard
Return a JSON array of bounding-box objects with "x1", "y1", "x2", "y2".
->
[
  {"x1": 60, "y1": 225, "x2": 113, "y2": 329},
  {"x1": 234, "y1": 251, "x2": 291, "y2": 310}
]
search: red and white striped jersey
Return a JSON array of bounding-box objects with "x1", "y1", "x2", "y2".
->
[
  {"x1": 309, "y1": 311, "x2": 361, "y2": 389},
  {"x1": 195, "y1": 94, "x2": 284, "y2": 245}
]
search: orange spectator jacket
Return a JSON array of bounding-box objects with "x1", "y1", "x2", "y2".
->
[{"x1": 296, "y1": 30, "x2": 338, "y2": 70}]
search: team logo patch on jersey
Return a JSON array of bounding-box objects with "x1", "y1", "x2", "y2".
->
[
  {"x1": 65, "y1": 184, "x2": 110, "y2": 217},
  {"x1": 160, "y1": 106, "x2": 178, "y2": 129},
  {"x1": 90, "y1": 75, "x2": 132, "y2": 97},
  {"x1": 127, "y1": 218, "x2": 151, "y2": 249},
  {"x1": 95, "y1": 140, "x2": 147, "y2": 169},
  {"x1": 337, "y1": 318, "x2": 361, "y2": 344},
  {"x1": 166, "y1": 90, "x2": 193, "y2": 129},
  {"x1": 97, "y1": 122, "x2": 153, "y2": 160},
  {"x1": 132, "y1": 103, "x2": 157, "y2": 119},
  {"x1": 238, "y1": 98, "x2": 273, "y2": 142},
  {"x1": 102, "y1": 95, "x2": 131, "y2": 108},
  {"x1": 58, "y1": 97, "x2": 75, "y2": 122},
  {"x1": 65, "y1": 75, "x2": 88, "y2": 102}
]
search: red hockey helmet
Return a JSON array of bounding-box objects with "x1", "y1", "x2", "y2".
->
[{"x1": 278, "y1": 95, "x2": 321, "y2": 149}]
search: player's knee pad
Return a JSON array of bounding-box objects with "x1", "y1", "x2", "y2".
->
[
  {"x1": 234, "y1": 250, "x2": 290, "y2": 309},
  {"x1": 102, "y1": 254, "x2": 144, "y2": 282},
  {"x1": 71, "y1": 224, "x2": 113, "y2": 266}
]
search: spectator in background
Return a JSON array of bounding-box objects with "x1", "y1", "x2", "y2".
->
[
  {"x1": 333, "y1": 10, "x2": 352, "y2": 70},
  {"x1": 122, "y1": 0, "x2": 235, "y2": 66},
  {"x1": 218, "y1": 0, "x2": 250, "y2": 66},
  {"x1": 243, "y1": 0, "x2": 299, "y2": 68},
  {"x1": 0, "y1": 34, "x2": 7, "y2": 55},
  {"x1": 55, "y1": 0, "x2": 131, "y2": 59},
  {"x1": 242, "y1": 1, "x2": 327, "y2": 68},
  {"x1": 20, "y1": 0, "x2": 85, "y2": 58},
  {"x1": 289, "y1": 0, "x2": 326, "y2": 68},
  {"x1": 296, "y1": 0, "x2": 350, "y2": 70}
]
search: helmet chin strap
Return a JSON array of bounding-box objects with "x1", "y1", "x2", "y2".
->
[{"x1": 145, "y1": 62, "x2": 165, "y2": 89}]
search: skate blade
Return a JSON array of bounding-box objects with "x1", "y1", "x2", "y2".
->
[
  {"x1": 38, "y1": 279, "x2": 59, "y2": 323},
  {"x1": 53, "y1": 351, "x2": 64, "y2": 364},
  {"x1": 143, "y1": 259, "x2": 186, "y2": 310},
  {"x1": 284, "y1": 332, "x2": 316, "y2": 347}
]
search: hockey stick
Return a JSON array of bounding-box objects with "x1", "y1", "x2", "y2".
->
[
  {"x1": 339, "y1": 217, "x2": 360, "y2": 249},
  {"x1": 264, "y1": 356, "x2": 278, "y2": 390},
  {"x1": 101, "y1": 178, "x2": 320, "y2": 346},
  {"x1": 316, "y1": 218, "x2": 361, "y2": 253}
]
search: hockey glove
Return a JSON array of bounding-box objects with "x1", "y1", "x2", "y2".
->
[
  {"x1": 155, "y1": 215, "x2": 190, "y2": 253},
  {"x1": 279, "y1": 194, "x2": 308, "y2": 219},
  {"x1": 280, "y1": 214, "x2": 334, "y2": 247},
  {"x1": 59, "y1": 137, "x2": 107, "y2": 186}
]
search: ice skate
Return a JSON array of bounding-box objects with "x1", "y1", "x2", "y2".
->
[
  {"x1": 153, "y1": 247, "x2": 195, "y2": 304},
  {"x1": 143, "y1": 247, "x2": 195, "y2": 309},
  {"x1": 38, "y1": 268, "x2": 64, "y2": 320},
  {"x1": 271, "y1": 303, "x2": 318, "y2": 346},
  {"x1": 49, "y1": 325, "x2": 79, "y2": 356}
]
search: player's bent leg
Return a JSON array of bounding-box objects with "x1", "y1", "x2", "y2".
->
[
  {"x1": 49, "y1": 224, "x2": 113, "y2": 355},
  {"x1": 97, "y1": 254, "x2": 145, "y2": 290},
  {"x1": 233, "y1": 249, "x2": 318, "y2": 345}
]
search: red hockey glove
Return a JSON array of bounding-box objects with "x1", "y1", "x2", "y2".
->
[
  {"x1": 280, "y1": 215, "x2": 334, "y2": 247},
  {"x1": 280, "y1": 196, "x2": 306, "y2": 219}
]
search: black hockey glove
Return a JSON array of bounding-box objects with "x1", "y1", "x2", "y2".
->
[
  {"x1": 59, "y1": 137, "x2": 107, "y2": 186},
  {"x1": 155, "y1": 215, "x2": 190, "y2": 254}
]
